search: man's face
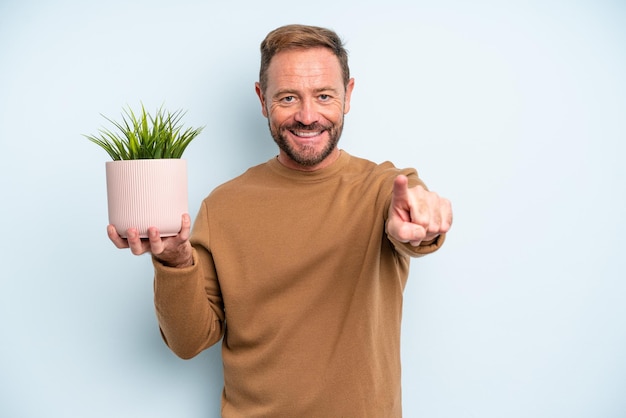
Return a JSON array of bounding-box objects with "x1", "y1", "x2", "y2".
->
[{"x1": 256, "y1": 47, "x2": 355, "y2": 171}]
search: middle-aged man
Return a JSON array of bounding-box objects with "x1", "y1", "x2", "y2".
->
[{"x1": 109, "y1": 24, "x2": 453, "y2": 417}]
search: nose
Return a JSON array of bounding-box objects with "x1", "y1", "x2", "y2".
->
[{"x1": 294, "y1": 98, "x2": 319, "y2": 126}]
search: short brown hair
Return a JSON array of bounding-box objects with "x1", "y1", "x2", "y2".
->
[{"x1": 258, "y1": 24, "x2": 350, "y2": 94}]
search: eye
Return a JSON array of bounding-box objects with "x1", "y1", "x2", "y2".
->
[
  {"x1": 319, "y1": 94, "x2": 331, "y2": 101},
  {"x1": 281, "y1": 96, "x2": 296, "y2": 103}
]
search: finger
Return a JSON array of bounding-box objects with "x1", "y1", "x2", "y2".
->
[
  {"x1": 150, "y1": 214, "x2": 191, "y2": 254},
  {"x1": 387, "y1": 216, "x2": 427, "y2": 244},
  {"x1": 421, "y1": 196, "x2": 453, "y2": 241},
  {"x1": 408, "y1": 186, "x2": 431, "y2": 229},
  {"x1": 440, "y1": 198, "x2": 453, "y2": 232},
  {"x1": 390, "y1": 175, "x2": 412, "y2": 222},
  {"x1": 107, "y1": 225, "x2": 129, "y2": 249},
  {"x1": 147, "y1": 227, "x2": 165, "y2": 255},
  {"x1": 424, "y1": 193, "x2": 442, "y2": 233},
  {"x1": 126, "y1": 228, "x2": 150, "y2": 255},
  {"x1": 427, "y1": 196, "x2": 452, "y2": 234},
  {"x1": 178, "y1": 213, "x2": 192, "y2": 241},
  {"x1": 391, "y1": 175, "x2": 409, "y2": 204}
]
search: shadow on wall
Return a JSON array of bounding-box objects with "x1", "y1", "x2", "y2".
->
[{"x1": 232, "y1": 88, "x2": 276, "y2": 169}]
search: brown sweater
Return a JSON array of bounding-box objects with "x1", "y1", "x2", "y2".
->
[{"x1": 153, "y1": 151, "x2": 445, "y2": 417}]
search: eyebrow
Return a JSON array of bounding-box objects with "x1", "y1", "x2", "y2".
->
[{"x1": 272, "y1": 87, "x2": 341, "y2": 99}]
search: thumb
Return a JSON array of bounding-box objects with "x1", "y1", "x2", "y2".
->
[{"x1": 386, "y1": 216, "x2": 427, "y2": 245}]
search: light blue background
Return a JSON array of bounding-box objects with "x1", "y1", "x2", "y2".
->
[{"x1": 1, "y1": 0, "x2": 625, "y2": 417}]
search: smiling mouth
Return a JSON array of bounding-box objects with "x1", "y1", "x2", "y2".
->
[{"x1": 291, "y1": 129, "x2": 324, "y2": 138}]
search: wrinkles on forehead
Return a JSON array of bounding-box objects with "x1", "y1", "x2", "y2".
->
[{"x1": 264, "y1": 48, "x2": 345, "y2": 97}]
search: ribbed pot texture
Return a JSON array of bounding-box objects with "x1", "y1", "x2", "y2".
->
[{"x1": 106, "y1": 159, "x2": 188, "y2": 238}]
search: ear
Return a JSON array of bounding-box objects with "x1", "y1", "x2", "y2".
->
[
  {"x1": 255, "y1": 82, "x2": 268, "y2": 118},
  {"x1": 343, "y1": 78, "x2": 355, "y2": 114}
]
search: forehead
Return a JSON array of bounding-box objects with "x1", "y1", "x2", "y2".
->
[{"x1": 266, "y1": 47, "x2": 344, "y2": 91}]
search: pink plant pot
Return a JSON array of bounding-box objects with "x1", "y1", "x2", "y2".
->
[{"x1": 106, "y1": 159, "x2": 188, "y2": 238}]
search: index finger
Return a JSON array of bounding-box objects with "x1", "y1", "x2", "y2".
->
[{"x1": 391, "y1": 175, "x2": 411, "y2": 208}]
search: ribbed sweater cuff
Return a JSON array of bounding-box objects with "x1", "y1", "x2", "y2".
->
[
  {"x1": 388, "y1": 233, "x2": 446, "y2": 258},
  {"x1": 152, "y1": 248, "x2": 198, "y2": 277}
]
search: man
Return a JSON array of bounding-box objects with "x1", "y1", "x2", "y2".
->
[{"x1": 109, "y1": 24, "x2": 452, "y2": 417}]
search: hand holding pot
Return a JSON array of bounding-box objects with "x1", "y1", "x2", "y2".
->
[{"x1": 108, "y1": 213, "x2": 194, "y2": 268}]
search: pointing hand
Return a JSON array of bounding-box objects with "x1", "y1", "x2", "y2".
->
[{"x1": 386, "y1": 175, "x2": 453, "y2": 246}]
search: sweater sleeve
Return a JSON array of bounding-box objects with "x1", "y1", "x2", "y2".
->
[
  {"x1": 386, "y1": 232, "x2": 446, "y2": 258},
  {"x1": 153, "y1": 202, "x2": 225, "y2": 359}
]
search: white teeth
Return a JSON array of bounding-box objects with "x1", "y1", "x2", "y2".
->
[{"x1": 293, "y1": 130, "x2": 321, "y2": 137}]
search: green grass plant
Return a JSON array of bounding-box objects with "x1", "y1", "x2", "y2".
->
[{"x1": 85, "y1": 104, "x2": 204, "y2": 160}]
